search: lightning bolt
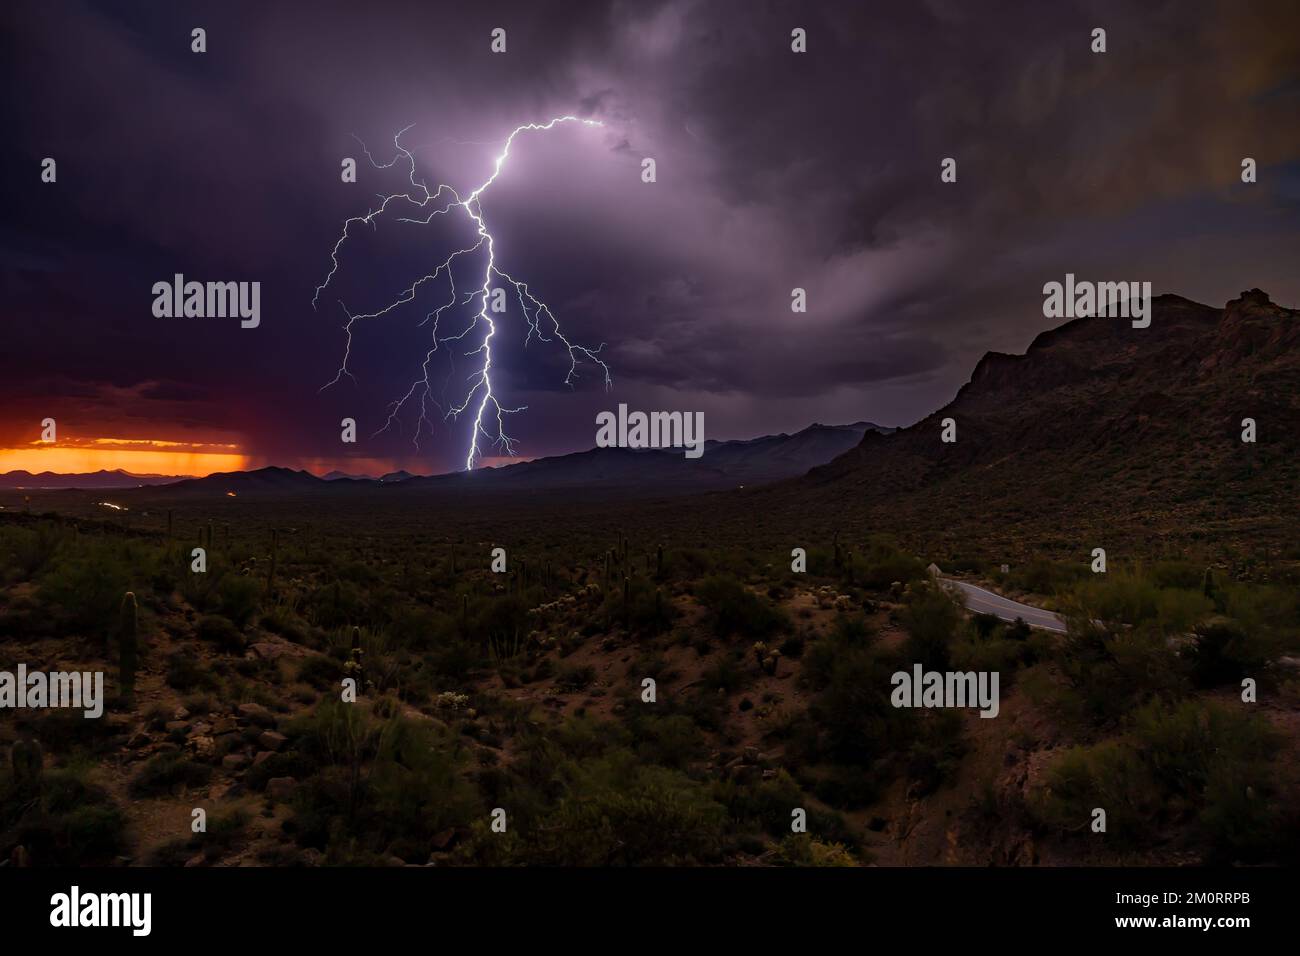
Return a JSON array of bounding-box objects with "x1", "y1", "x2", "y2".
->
[{"x1": 315, "y1": 116, "x2": 612, "y2": 471}]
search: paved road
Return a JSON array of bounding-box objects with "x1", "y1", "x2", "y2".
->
[{"x1": 941, "y1": 579, "x2": 1068, "y2": 633}]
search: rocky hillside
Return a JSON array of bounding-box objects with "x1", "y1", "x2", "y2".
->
[{"x1": 789, "y1": 291, "x2": 1299, "y2": 562}]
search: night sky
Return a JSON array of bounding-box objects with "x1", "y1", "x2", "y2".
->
[{"x1": 3, "y1": 0, "x2": 1298, "y2": 476}]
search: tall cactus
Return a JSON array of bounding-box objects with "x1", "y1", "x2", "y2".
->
[
  {"x1": 1202, "y1": 567, "x2": 1216, "y2": 600},
  {"x1": 267, "y1": 529, "x2": 278, "y2": 593},
  {"x1": 343, "y1": 626, "x2": 365, "y2": 691},
  {"x1": 119, "y1": 591, "x2": 138, "y2": 701}
]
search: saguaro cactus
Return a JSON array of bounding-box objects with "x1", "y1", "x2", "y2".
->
[
  {"x1": 343, "y1": 626, "x2": 366, "y2": 691},
  {"x1": 119, "y1": 591, "x2": 139, "y2": 699},
  {"x1": 267, "y1": 529, "x2": 278, "y2": 593},
  {"x1": 656, "y1": 544, "x2": 664, "y2": 580}
]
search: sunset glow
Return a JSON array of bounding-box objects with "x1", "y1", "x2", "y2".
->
[{"x1": 0, "y1": 445, "x2": 250, "y2": 477}]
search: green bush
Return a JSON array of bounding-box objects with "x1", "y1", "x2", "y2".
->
[
  {"x1": 218, "y1": 573, "x2": 261, "y2": 629},
  {"x1": 129, "y1": 753, "x2": 212, "y2": 798},
  {"x1": 900, "y1": 585, "x2": 960, "y2": 670},
  {"x1": 695, "y1": 575, "x2": 787, "y2": 638}
]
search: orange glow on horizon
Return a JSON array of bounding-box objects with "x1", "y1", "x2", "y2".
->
[{"x1": 0, "y1": 445, "x2": 250, "y2": 477}]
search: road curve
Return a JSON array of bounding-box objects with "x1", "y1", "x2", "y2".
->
[{"x1": 940, "y1": 579, "x2": 1068, "y2": 633}]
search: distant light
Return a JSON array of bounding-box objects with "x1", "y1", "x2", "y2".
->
[
  {"x1": 97, "y1": 501, "x2": 126, "y2": 511},
  {"x1": 226, "y1": 491, "x2": 237, "y2": 497}
]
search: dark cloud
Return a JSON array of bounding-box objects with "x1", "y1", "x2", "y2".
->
[{"x1": 2, "y1": 0, "x2": 1298, "y2": 472}]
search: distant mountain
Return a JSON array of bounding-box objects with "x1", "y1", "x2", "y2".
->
[
  {"x1": 157, "y1": 466, "x2": 326, "y2": 496},
  {"x1": 409, "y1": 421, "x2": 890, "y2": 495},
  {"x1": 51, "y1": 423, "x2": 890, "y2": 501},
  {"x1": 779, "y1": 290, "x2": 1300, "y2": 557},
  {"x1": 0, "y1": 469, "x2": 181, "y2": 490}
]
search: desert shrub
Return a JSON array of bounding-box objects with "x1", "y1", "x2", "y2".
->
[
  {"x1": 770, "y1": 834, "x2": 860, "y2": 866},
  {"x1": 0, "y1": 765, "x2": 126, "y2": 865},
  {"x1": 1221, "y1": 582, "x2": 1300, "y2": 643},
  {"x1": 129, "y1": 753, "x2": 212, "y2": 798},
  {"x1": 38, "y1": 545, "x2": 131, "y2": 633},
  {"x1": 694, "y1": 575, "x2": 787, "y2": 638},
  {"x1": 146, "y1": 808, "x2": 250, "y2": 865},
  {"x1": 197, "y1": 614, "x2": 245, "y2": 653},
  {"x1": 804, "y1": 641, "x2": 915, "y2": 766},
  {"x1": 555, "y1": 663, "x2": 596, "y2": 693},
  {"x1": 601, "y1": 574, "x2": 675, "y2": 635},
  {"x1": 296, "y1": 654, "x2": 343, "y2": 690},
  {"x1": 520, "y1": 755, "x2": 726, "y2": 865},
  {"x1": 1149, "y1": 561, "x2": 1203, "y2": 590},
  {"x1": 905, "y1": 709, "x2": 966, "y2": 796},
  {"x1": 363, "y1": 718, "x2": 480, "y2": 857},
  {"x1": 855, "y1": 536, "x2": 928, "y2": 590},
  {"x1": 1033, "y1": 740, "x2": 1159, "y2": 845},
  {"x1": 717, "y1": 769, "x2": 853, "y2": 844},
  {"x1": 949, "y1": 620, "x2": 1030, "y2": 677},
  {"x1": 700, "y1": 650, "x2": 746, "y2": 693},
  {"x1": 165, "y1": 651, "x2": 220, "y2": 693},
  {"x1": 1035, "y1": 701, "x2": 1283, "y2": 859},
  {"x1": 218, "y1": 573, "x2": 261, "y2": 629},
  {"x1": 1041, "y1": 619, "x2": 1188, "y2": 729},
  {"x1": 1188, "y1": 615, "x2": 1278, "y2": 688},
  {"x1": 900, "y1": 585, "x2": 960, "y2": 670},
  {"x1": 1, "y1": 523, "x2": 64, "y2": 580},
  {"x1": 628, "y1": 714, "x2": 706, "y2": 770},
  {"x1": 1009, "y1": 557, "x2": 1080, "y2": 596},
  {"x1": 800, "y1": 614, "x2": 876, "y2": 688}
]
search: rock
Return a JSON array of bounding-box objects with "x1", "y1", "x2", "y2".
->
[
  {"x1": 222, "y1": 754, "x2": 250, "y2": 771},
  {"x1": 211, "y1": 717, "x2": 237, "y2": 735},
  {"x1": 165, "y1": 721, "x2": 191, "y2": 735},
  {"x1": 190, "y1": 736, "x2": 217, "y2": 759},
  {"x1": 253, "y1": 750, "x2": 275, "y2": 767},
  {"x1": 173, "y1": 707, "x2": 191, "y2": 721},
  {"x1": 126, "y1": 731, "x2": 151, "y2": 749},
  {"x1": 250, "y1": 642, "x2": 287, "y2": 662},
  {"x1": 184, "y1": 853, "x2": 206, "y2": 868},
  {"x1": 258, "y1": 730, "x2": 288, "y2": 752},
  {"x1": 266, "y1": 776, "x2": 297, "y2": 800},
  {"x1": 236, "y1": 702, "x2": 275, "y2": 726}
]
